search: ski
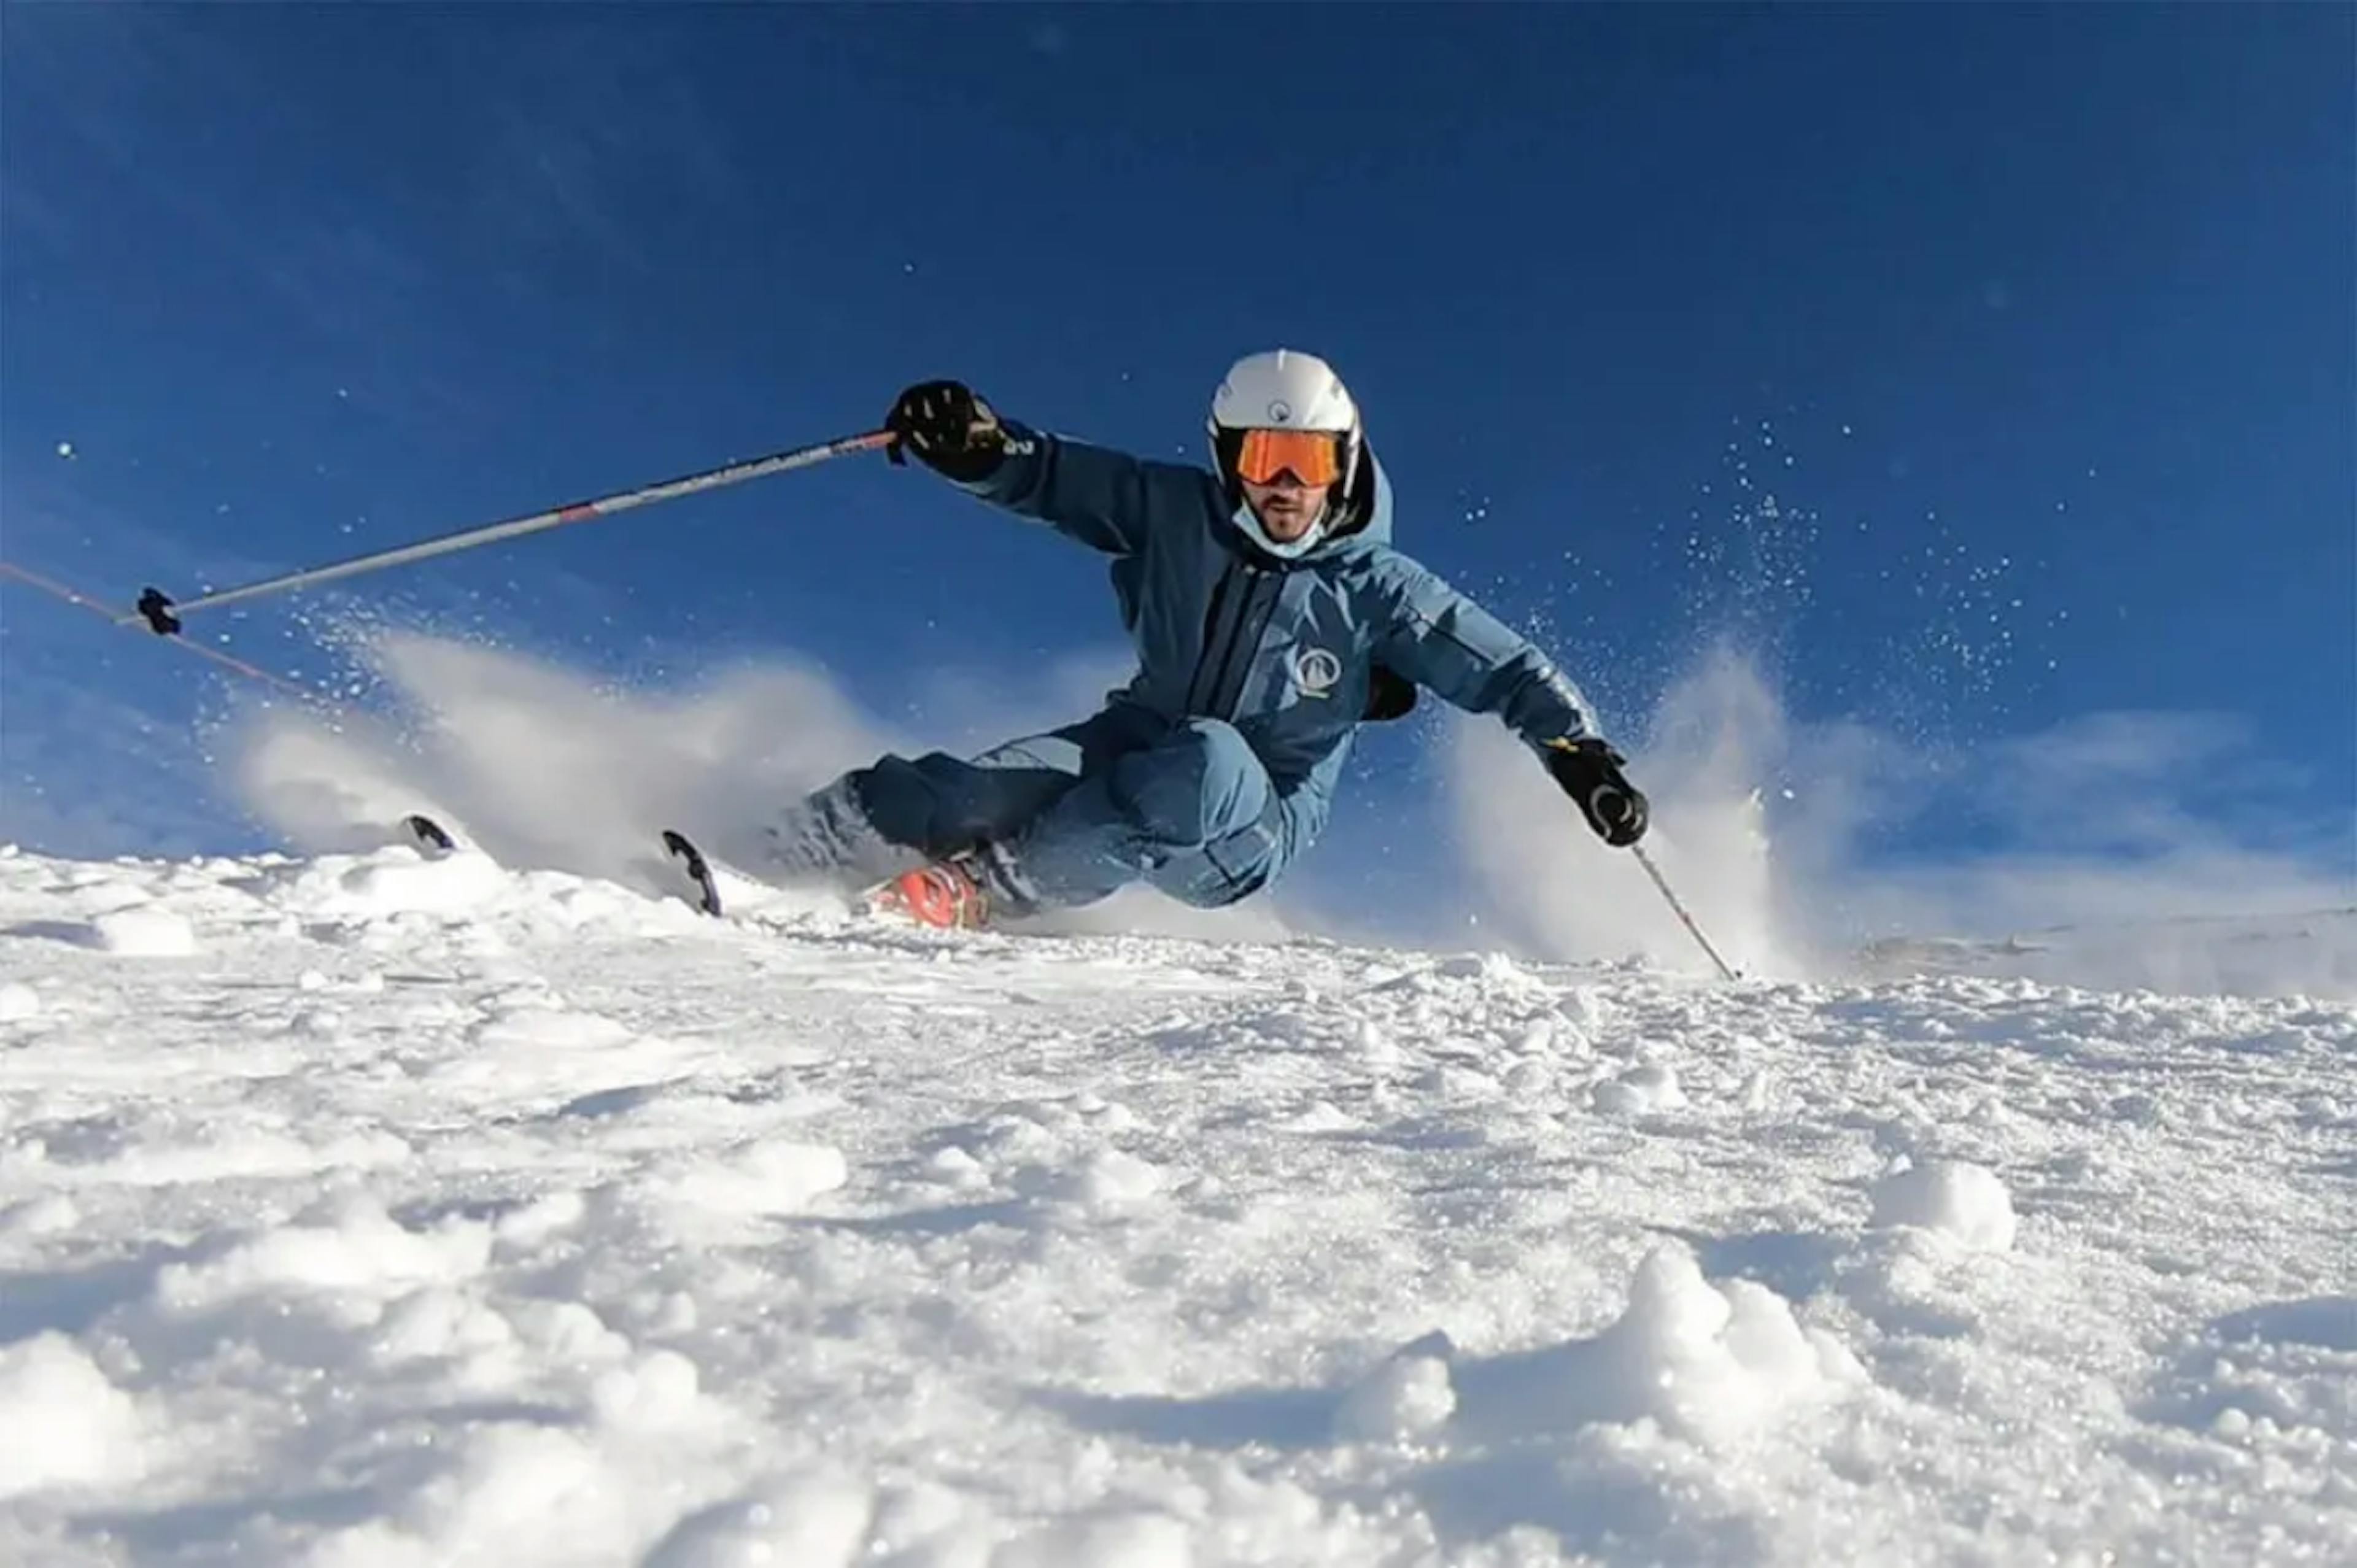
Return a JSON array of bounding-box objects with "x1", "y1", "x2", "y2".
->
[
  {"x1": 399, "y1": 816, "x2": 724, "y2": 919},
  {"x1": 661, "y1": 829, "x2": 724, "y2": 917},
  {"x1": 404, "y1": 814, "x2": 457, "y2": 855}
]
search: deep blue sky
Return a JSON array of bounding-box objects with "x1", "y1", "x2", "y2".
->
[{"x1": 3, "y1": 5, "x2": 2351, "y2": 905}]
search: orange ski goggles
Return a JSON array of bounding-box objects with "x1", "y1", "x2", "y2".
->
[{"x1": 1233, "y1": 427, "x2": 1344, "y2": 487}]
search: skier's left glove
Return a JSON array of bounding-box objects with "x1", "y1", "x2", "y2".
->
[
  {"x1": 1543, "y1": 737, "x2": 1649, "y2": 847},
  {"x1": 886, "y1": 380, "x2": 1008, "y2": 482}
]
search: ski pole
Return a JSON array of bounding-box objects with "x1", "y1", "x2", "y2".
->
[
  {"x1": 2, "y1": 558, "x2": 325, "y2": 701},
  {"x1": 1630, "y1": 841, "x2": 1741, "y2": 981},
  {"x1": 129, "y1": 428, "x2": 896, "y2": 634}
]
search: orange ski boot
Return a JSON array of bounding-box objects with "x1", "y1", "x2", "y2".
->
[{"x1": 866, "y1": 859, "x2": 989, "y2": 929}]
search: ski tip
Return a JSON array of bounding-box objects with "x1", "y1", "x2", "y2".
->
[
  {"x1": 403, "y1": 814, "x2": 456, "y2": 853},
  {"x1": 660, "y1": 829, "x2": 724, "y2": 918}
]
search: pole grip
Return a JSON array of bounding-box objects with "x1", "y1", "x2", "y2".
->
[{"x1": 136, "y1": 588, "x2": 182, "y2": 635}]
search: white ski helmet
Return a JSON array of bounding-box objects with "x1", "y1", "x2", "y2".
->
[{"x1": 1207, "y1": 349, "x2": 1366, "y2": 553}]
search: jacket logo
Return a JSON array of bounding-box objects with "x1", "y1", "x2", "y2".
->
[{"x1": 1291, "y1": 646, "x2": 1342, "y2": 697}]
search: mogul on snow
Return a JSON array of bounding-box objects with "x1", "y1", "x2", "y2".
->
[{"x1": 754, "y1": 350, "x2": 1649, "y2": 927}]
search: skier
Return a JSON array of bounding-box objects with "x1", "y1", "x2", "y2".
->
[{"x1": 757, "y1": 349, "x2": 1649, "y2": 927}]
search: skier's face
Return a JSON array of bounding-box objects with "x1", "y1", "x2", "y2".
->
[{"x1": 1242, "y1": 475, "x2": 1331, "y2": 542}]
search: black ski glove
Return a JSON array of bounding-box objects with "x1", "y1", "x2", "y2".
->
[
  {"x1": 1543, "y1": 737, "x2": 1649, "y2": 847},
  {"x1": 886, "y1": 380, "x2": 1008, "y2": 482}
]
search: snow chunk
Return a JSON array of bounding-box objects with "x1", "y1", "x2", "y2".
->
[
  {"x1": 927, "y1": 1145, "x2": 988, "y2": 1185},
  {"x1": 291, "y1": 847, "x2": 507, "y2": 920},
  {"x1": 1, "y1": 1193, "x2": 80, "y2": 1237},
  {"x1": 1590, "y1": 1062, "x2": 1687, "y2": 1114},
  {"x1": 511, "y1": 1299, "x2": 631, "y2": 1365},
  {"x1": 1414, "y1": 1062, "x2": 1503, "y2": 1100},
  {"x1": 1465, "y1": 1245, "x2": 1864, "y2": 1449},
  {"x1": 1334, "y1": 1351, "x2": 1456, "y2": 1443},
  {"x1": 0, "y1": 981, "x2": 40, "y2": 1021},
  {"x1": 590, "y1": 1348, "x2": 705, "y2": 1430},
  {"x1": 644, "y1": 1469, "x2": 876, "y2": 1568},
  {"x1": 382, "y1": 1422, "x2": 617, "y2": 1561},
  {"x1": 156, "y1": 1200, "x2": 492, "y2": 1311},
  {"x1": 1596, "y1": 1244, "x2": 1864, "y2": 1442},
  {"x1": 372, "y1": 1287, "x2": 516, "y2": 1367},
  {"x1": 1503, "y1": 1060, "x2": 1554, "y2": 1097},
  {"x1": 996, "y1": 1510, "x2": 1191, "y2": 1568},
  {"x1": 1871, "y1": 1159, "x2": 2019, "y2": 1251},
  {"x1": 474, "y1": 1006, "x2": 634, "y2": 1051},
  {"x1": 1560, "y1": 987, "x2": 1609, "y2": 1032},
  {"x1": 494, "y1": 1189, "x2": 589, "y2": 1248},
  {"x1": 91, "y1": 906, "x2": 198, "y2": 956},
  {"x1": 1043, "y1": 1148, "x2": 1167, "y2": 1211},
  {"x1": 1279, "y1": 1099, "x2": 1358, "y2": 1134},
  {"x1": 1071, "y1": 1092, "x2": 1138, "y2": 1133},
  {"x1": 664, "y1": 1140, "x2": 849, "y2": 1217},
  {"x1": 0, "y1": 1334, "x2": 145, "y2": 1498},
  {"x1": 1352, "y1": 1018, "x2": 1401, "y2": 1068}
]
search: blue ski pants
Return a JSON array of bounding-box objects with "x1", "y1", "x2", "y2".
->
[{"x1": 772, "y1": 705, "x2": 1298, "y2": 911}]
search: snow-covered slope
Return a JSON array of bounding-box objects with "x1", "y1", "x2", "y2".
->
[
  {"x1": 1856, "y1": 908, "x2": 2357, "y2": 998},
  {"x1": 1, "y1": 842, "x2": 2351, "y2": 1566}
]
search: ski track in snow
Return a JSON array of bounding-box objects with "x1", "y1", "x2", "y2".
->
[{"x1": 0, "y1": 842, "x2": 2351, "y2": 1566}]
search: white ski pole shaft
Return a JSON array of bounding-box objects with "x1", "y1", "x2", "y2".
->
[
  {"x1": 130, "y1": 428, "x2": 895, "y2": 634},
  {"x1": 1630, "y1": 842, "x2": 1740, "y2": 980}
]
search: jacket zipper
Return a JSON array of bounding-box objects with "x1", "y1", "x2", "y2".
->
[
  {"x1": 1185, "y1": 563, "x2": 1241, "y2": 714},
  {"x1": 1204, "y1": 566, "x2": 1279, "y2": 718}
]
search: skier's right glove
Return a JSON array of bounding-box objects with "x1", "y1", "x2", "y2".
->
[
  {"x1": 1362, "y1": 663, "x2": 1419, "y2": 723},
  {"x1": 1543, "y1": 737, "x2": 1649, "y2": 847},
  {"x1": 886, "y1": 380, "x2": 1008, "y2": 482}
]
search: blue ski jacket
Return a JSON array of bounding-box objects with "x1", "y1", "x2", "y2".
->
[{"x1": 958, "y1": 421, "x2": 1596, "y2": 853}]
